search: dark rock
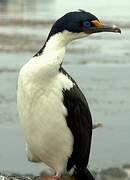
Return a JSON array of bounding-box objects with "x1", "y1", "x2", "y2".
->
[
  {"x1": 0, "y1": 172, "x2": 35, "y2": 180},
  {"x1": 123, "y1": 164, "x2": 130, "y2": 169},
  {"x1": 99, "y1": 167, "x2": 128, "y2": 180}
]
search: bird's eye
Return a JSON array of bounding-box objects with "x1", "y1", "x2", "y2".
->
[{"x1": 83, "y1": 21, "x2": 91, "y2": 28}]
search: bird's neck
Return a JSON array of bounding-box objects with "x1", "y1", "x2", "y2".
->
[
  {"x1": 43, "y1": 33, "x2": 68, "y2": 56},
  {"x1": 33, "y1": 31, "x2": 86, "y2": 68},
  {"x1": 34, "y1": 31, "x2": 78, "y2": 57},
  {"x1": 32, "y1": 32, "x2": 73, "y2": 72}
]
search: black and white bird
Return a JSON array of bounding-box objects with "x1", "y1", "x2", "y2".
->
[{"x1": 17, "y1": 10, "x2": 121, "y2": 180}]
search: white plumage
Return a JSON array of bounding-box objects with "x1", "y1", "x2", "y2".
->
[{"x1": 17, "y1": 32, "x2": 79, "y2": 175}]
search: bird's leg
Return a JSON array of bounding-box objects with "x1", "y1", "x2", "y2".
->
[
  {"x1": 37, "y1": 171, "x2": 61, "y2": 180},
  {"x1": 93, "y1": 123, "x2": 103, "y2": 129},
  {"x1": 53, "y1": 172, "x2": 62, "y2": 180},
  {"x1": 36, "y1": 169, "x2": 62, "y2": 180}
]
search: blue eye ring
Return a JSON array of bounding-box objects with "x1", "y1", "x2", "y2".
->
[{"x1": 83, "y1": 21, "x2": 91, "y2": 28}]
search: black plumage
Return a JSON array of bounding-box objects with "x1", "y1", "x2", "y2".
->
[{"x1": 61, "y1": 67, "x2": 93, "y2": 179}]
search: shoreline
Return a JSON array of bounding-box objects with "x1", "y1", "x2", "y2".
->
[{"x1": 0, "y1": 165, "x2": 130, "y2": 180}]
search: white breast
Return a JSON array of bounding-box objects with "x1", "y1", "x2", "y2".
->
[{"x1": 17, "y1": 57, "x2": 74, "y2": 174}]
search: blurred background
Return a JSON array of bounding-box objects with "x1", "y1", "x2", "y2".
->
[{"x1": 0, "y1": 0, "x2": 130, "y2": 175}]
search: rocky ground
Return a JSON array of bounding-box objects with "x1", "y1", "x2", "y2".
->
[{"x1": 0, "y1": 165, "x2": 130, "y2": 180}]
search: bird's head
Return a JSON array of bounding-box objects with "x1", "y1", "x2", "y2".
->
[{"x1": 47, "y1": 10, "x2": 121, "y2": 46}]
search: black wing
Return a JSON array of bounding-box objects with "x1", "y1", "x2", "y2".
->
[{"x1": 61, "y1": 68, "x2": 93, "y2": 171}]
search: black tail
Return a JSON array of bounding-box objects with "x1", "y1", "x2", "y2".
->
[{"x1": 73, "y1": 168, "x2": 95, "y2": 180}]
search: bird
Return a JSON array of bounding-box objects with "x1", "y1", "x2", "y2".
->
[{"x1": 17, "y1": 10, "x2": 121, "y2": 180}]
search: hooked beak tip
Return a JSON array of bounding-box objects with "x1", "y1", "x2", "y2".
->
[
  {"x1": 99, "y1": 24, "x2": 121, "y2": 34},
  {"x1": 112, "y1": 25, "x2": 121, "y2": 33},
  {"x1": 114, "y1": 28, "x2": 121, "y2": 34}
]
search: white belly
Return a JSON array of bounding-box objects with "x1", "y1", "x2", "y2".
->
[{"x1": 17, "y1": 64, "x2": 73, "y2": 174}]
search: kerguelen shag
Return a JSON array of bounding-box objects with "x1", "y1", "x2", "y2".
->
[{"x1": 17, "y1": 10, "x2": 121, "y2": 180}]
